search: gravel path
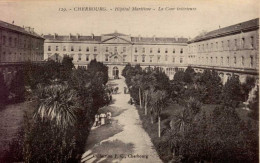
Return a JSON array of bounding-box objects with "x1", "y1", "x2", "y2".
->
[{"x1": 81, "y1": 79, "x2": 162, "y2": 163}]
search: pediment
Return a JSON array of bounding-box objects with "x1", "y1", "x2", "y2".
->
[{"x1": 102, "y1": 36, "x2": 132, "y2": 44}]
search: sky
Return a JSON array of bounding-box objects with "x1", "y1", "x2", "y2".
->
[{"x1": 0, "y1": 0, "x2": 259, "y2": 39}]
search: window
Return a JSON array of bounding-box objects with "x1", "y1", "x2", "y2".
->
[
  {"x1": 180, "y1": 57, "x2": 183, "y2": 63},
  {"x1": 227, "y1": 57, "x2": 230, "y2": 65},
  {"x1": 78, "y1": 54, "x2": 82, "y2": 61},
  {"x1": 165, "y1": 48, "x2": 168, "y2": 53},
  {"x1": 173, "y1": 49, "x2": 175, "y2": 53},
  {"x1": 123, "y1": 47, "x2": 126, "y2": 52},
  {"x1": 227, "y1": 40, "x2": 230, "y2": 48},
  {"x1": 172, "y1": 57, "x2": 175, "y2": 63},
  {"x1": 210, "y1": 57, "x2": 213, "y2": 63},
  {"x1": 9, "y1": 37, "x2": 12, "y2": 47},
  {"x1": 241, "y1": 38, "x2": 245, "y2": 49},
  {"x1": 150, "y1": 56, "x2": 153, "y2": 62},
  {"x1": 142, "y1": 55, "x2": 145, "y2": 62},
  {"x1": 215, "y1": 57, "x2": 218, "y2": 64},
  {"x1": 48, "y1": 46, "x2": 51, "y2": 51},
  {"x1": 123, "y1": 55, "x2": 126, "y2": 62},
  {"x1": 94, "y1": 47, "x2": 97, "y2": 52},
  {"x1": 86, "y1": 47, "x2": 89, "y2": 52},
  {"x1": 221, "y1": 41, "x2": 224, "y2": 50},
  {"x1": 150, "y1": 48, "x2": 153, "y2": 53},
  {"x1": 250, "y1": 56, "x2": 253, "y2": 67},
  {"x1": 135, "y1": 47, "x2": 138, "y2": 53},
  {"x1": 105, "y1": 55, "x2": 109, "y2": 62},
  {"x1": 234, "y1": 39, "x2": 237, "y2": 48},
  {"x1": 250, "y1": 37, "x2": 254, "y2": 48},
  {"x1": 106, "y1": 47, "x2": 109, "y2": 52},
  {"x1": 165, "y1": 55, "x2": 168, "y2": 61},
  {"x1": 79, "y1": 46, "x2": 81, "y2": 51},
  {"x1": 234, "y1": 57, "x2": 237, "y2": 65},
  {"x1": 86, "y1": 55, "x2": 89, "y2": 61},
  {"x1": 180, "y1": 48, "x2": 183, "y2": 54},
  {"x1": 134, "y1": 55, "x2": 138, "y2": 62},
  {"x1": 56, "y1": 46, "x2": 59, "y2": 51},
  {"x1": 157, "y1": 56, "x2": 161, "y2": 62},
  {"x1": 158, "y1": 48, "x2": 160, "y2": 53},
  {"x1": 63, "y1": 46, "x2": 66, "y2": 51},
  {"x1": 3, "y1": 36, "x2": 6, "y2": 45},
  {"x1": 14, "y1": 38, "x2": 17, "y2": 47},
  {"x1": 94, "y1": 54, "x2": 98, "y2": 60},
  {"x1": 71, "y1": 46, "x2": 74, "y2": 51},
  {"x1": 142, "y1": 48, "x2": 145, "y2": 53},
  {"x1": 241, "y1": 56, "x2": 244, "y2": 66}
]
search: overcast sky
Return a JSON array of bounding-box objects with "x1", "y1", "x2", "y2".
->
[{"x1": 0, "y1": 0, "x2": 259, "y2": 38}]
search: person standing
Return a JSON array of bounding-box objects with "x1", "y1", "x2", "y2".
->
[
  {"x1": 100, "y1": 113, "x2": 106, "y2": 125},
  {"x1": 94, "y1": 114, "x2": 99, "y2": 127},
  {"x1": 107, "y1": 112, "x2": 112, "y2": 124}
]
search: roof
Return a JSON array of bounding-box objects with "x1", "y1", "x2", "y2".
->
[
  {"x1": 44, "y1": 35, "x2": 101, "y2": 42},
  {"x1": 131, "y1": 37, "x2": 188, "y2": 43},
  {"x1": 190, "y1": 18, "x2": 259, "y2": 43},
  {"x1": 102, "y1": 31, "x2": 127, "y2": 37},
  {"x1": 44, "y1": 32, "x2": 188, "y2": 44},
  {"x1": 0, "y1": 20, "x2": 44, "y2": 39}
]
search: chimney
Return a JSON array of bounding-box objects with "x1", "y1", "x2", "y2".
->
[
  {"x1": 91, "y1": 33, "x2": 94, "y2": 39},
  {"x1": 138, "y1": 35, "x2": 141, "y2": 41},
  {"x1": 153, "y1": 35, "x2": 156, "y2": 41},
  {"x1": 24, "y1": 27, "x2": 30, "y2": 32},
  {"x1": 76, "y1": 33, "x2": 80, "y2": 40},
  {"x1": 54, "y1": 33, "x2": 58, "y2": 39}
]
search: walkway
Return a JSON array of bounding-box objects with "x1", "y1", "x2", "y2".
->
[{"x1": 81, "y1": 78, "x2": 162, "y2": 163}]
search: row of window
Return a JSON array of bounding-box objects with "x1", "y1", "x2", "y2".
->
[
  {"x1": 2, "y1": 36, "x2": 42, "y2": 50},
  {"x1": 48, "y1": 45, "x2": 184, "y2": 54},
  {"x1": 0, "y1": 52, "x2": 42, "y2": 62},
  {"x1": 190, "y1": 36, "x2": 255, "y2": 53},
  {"x1": 134, "y1": 47, "x2": 183, "y2": 54},
  {"x1": 193, "y1": 56, "x2": 254, "y2": 67},
  {"x1": 133, "y1": 55, "x2": 183, "y2": 63},
  {"x1": 47, "y1": 53, "x2": 184, "y2": 64}
]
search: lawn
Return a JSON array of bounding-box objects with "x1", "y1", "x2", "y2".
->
[{"x1": 0, "y1": 101, "x2": 37, "y2": 159}]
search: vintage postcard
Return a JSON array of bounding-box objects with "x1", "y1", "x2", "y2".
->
[{"x1": 0, "y1": 0, "x2": 259, "y2": 162}]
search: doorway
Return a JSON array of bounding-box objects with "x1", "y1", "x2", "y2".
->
[{"x1": 112, "y1": 66, "x2": 119, "y2": 79}]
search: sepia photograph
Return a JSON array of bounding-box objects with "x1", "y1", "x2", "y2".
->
[{"x1": 0, "y1": 0, "x2": 259, "y2": 162}]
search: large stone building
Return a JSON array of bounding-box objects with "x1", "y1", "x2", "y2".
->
[
  {"x1": 0, "y1": 20, "x2": 44, "y2": 83},
  {"x1": 44, "y1": 32, "x2": 188, "y2": 79},
  {"x1": 44, "y1": 18, "x2": 259, "y2": 81},
  {"x1": 187, "y1": 18, "x2": 259, "y2": 83}
]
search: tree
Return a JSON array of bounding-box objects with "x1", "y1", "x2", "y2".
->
[
  {"x1": 9, "y1": 70, "x2": 26, "y2": 102},
  {"x1": 0, "y1": 72, "x2": 9, "y2": 107},
  {"x1": 34, "y1": 84, "x2": 79, "y2": 128},
  {"x1": 197, "y1": 69, "x2": 222, "y2": 104},
  {"x1": 150, "y1": 90, "x2": 167, "y2": 137},
  {"x1": 60, "y1": 56, "x2": 74, "y2": 80},
  {"x1": 222, "y1": 75, "x2": 243, "y2": 107},
  {"x1": 248, "y1": 87, "x2": 259, "y2": 121}
]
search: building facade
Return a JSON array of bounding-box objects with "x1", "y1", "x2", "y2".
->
[
  {"x1": 44, "y1": 18, "x2": 259, "y2": 82},
  {"x1": 44, "y1": 32, "x2": 188, "y2": 79},
  {"x1": 187, "y1": 18, "x2": 259, "y2": 83},
  {"x1": 0, "y1": 20, "x2": 44, "y2": 83}
]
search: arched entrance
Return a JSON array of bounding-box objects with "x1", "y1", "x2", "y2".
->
[{"x1": 113, "y1": 66, "x2": 119, "y2": 79}]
